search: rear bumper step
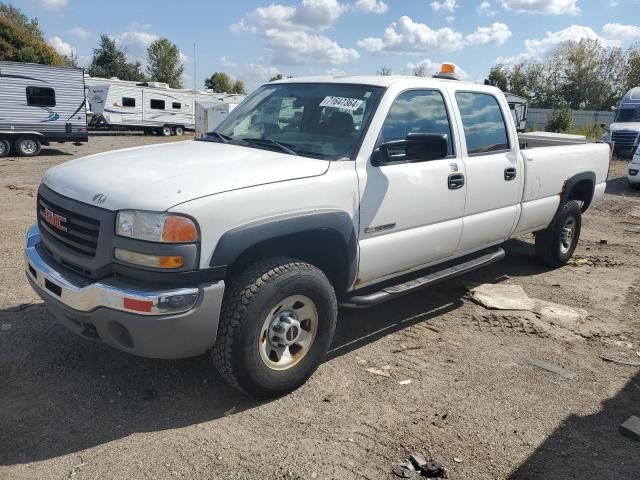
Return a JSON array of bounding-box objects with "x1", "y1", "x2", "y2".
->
[{"x1": 342, "y1": 247, "x2": 505, "y2": 308}]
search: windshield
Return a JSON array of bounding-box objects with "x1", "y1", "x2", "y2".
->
[
  {"x1": 614, "y1": 107, "x2": 640, "y2": 123},
  {"x1": 210, "y1": 83, "x2": 384, "y2": 160}
]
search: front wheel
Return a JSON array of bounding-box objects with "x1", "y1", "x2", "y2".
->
[
  {"x1": 212, "y1": 258, "x2": 337, "y2": 398},
  {"x1": 535, "y1": 200, "x2": 582, "y2": 267}
]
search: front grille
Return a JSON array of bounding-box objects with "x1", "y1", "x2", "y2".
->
[
  {"x1": 38, "y1": 195, "x2": 101, "y2": 258},
  {"x1": 611, "y1": 130, "x2": 639, "y2": 149}
]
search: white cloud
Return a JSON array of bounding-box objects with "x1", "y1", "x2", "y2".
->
[
  {"x1": 353, "y1": 0, "x2": 388, "y2": 14},
  {"x1": 232, "y1": 0, "x2": 347, "y2": 32},
  {"x1": 69, "y1": 26, "x2": 92, "y2": 40},
  {"x1": 265, "y1": 29, "x2": 359, "y2": 65},
  {"x1": 446, "y1": 16, "x2": 455, "y2": 23},
  {"x1": 500, "y1": 0, "x2": 579, "y2": 15},
  {"x1": 496, "y1": 24, "x2": 621, "y2": 64},
  {"x1": 357, "y1": 16, "x2": 465, "y2": 54},
  {"x1": 601, "y1": 23, "x2": 640, "y2": 42},
  {"x1": 115, "y1": 31, "x2": 159, "y2": 63},
  {"x1": 430, "y1": 0, "x2": 457, "y2": 12},
  {"x1": 35, "y1": 0, "x2": 68, "y2": 10},
  {"x1": 218, "y1": 56, "x2": 238, "y2": 68},
  {"x1": 466, "y1": 22, "x2": 512, "y2": 46},
  {"x1": 247, "y1": 63, "x2": 282, "y2": 81},
  {"x1": 477, "y1": 1, "x2": 497, "y2": 16},
  {"x1": 49, "y1": 36, "x2": 74, "y2": 57}
]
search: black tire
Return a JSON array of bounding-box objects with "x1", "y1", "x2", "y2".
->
[
  {"x1": 212, "y1": 257, "x2": 337, "y2": 398},
  {"x1": 173, "y1": 126, "x2": 184, "y2": 136},
  {"x1": 535, "y1": 200, "x2": 582, "y2": 267},
  {"x1": 160, "y1": 125, "x2": 172, "y2": 137},
  {"x1": 15, "y1": 136, "x2": 41, "y2": 157},
  {"x1": 0, "y1": 138, "x2": 10, "y2": 158}
]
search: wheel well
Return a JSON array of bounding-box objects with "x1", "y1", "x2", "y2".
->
[
  {"x1": 225, "y1": 229, "x2": 352, "y2": 294},
  {"x1": 566, "y1": 178, "x2": 594, "y2": 212}
]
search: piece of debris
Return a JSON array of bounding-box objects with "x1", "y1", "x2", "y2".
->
[
  {"x1": 355, "y1": 356, "x2": 367, "y2": 365},
  {"x1": 399, "y1": 379, "x2": 412, "y2": 385},
  {"x1": 619, "y1": 416, "x2": 640, "y2": 442},
  {"x1": 391, "y1": 461, "x2": 415, "y2": 478},
  {"x1": 601, "y1": 355, "x2": 640, "y2": 367},
  {"x1": 1, "y1": 322, "x2": 11, "y2": 331},
  {"x1": 468, "y1": 284, "x2": 535, "y2": 310},
  {"x1": 453, "y1": 457, "x2": 462, "y2": 463},
  {"x1": 421, "y1": 460, "x2": 446, "y2": 478},
  {"x1": 365, "y1": 367, "x2": 391, "y2": 377},
  {"x1": 392, "y1": 345, "x2": 424, "y2": 353},
  {"x1": 572, "y1": 258, "x2": 589, "y2": 267},
  {"x1": 533, "y1": 300, "x2": 588, "y2": 323},
  {"x1": 522, "y1": 357, "x2": 577, "y2": 380},
  {"x1": 141, "y1": 389, "x2": 157, "y2": 400},
  {"x1": 599, "y1": 239, "x2": 608, "y2": 245},
  {"x1": 409, "y1": 453, "x2": 427, "y2": 470}
]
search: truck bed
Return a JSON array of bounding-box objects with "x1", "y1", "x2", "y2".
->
[{"x1": 518, "y1": 131, "x2": 594, "y2": 149}]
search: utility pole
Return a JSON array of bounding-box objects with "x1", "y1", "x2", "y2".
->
[{"x1": 193, "y1": 43, "x2": 196, "y2": 90}]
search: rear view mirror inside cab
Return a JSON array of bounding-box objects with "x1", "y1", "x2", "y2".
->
[{"x1": 372, "y1": 133, "x2": 449, "y2": 166}]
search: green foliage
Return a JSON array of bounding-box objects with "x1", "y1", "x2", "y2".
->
[
  {"x1": 567, "y1": 124, "x2": 606, "y2": 140},
  {"x1": 546, "y1": 101, "x2": 573, "y2": 132},
  {"x1": 487, "y1": 64, "x2": 508, "y2": 91},
  {"x1": 0, "y1": 16, "x2": 63, "y2": 65},
  {"x1": 488, "y1": 39, "x2": 640, "y2": 110},
  {"x1": 0, "y1": 2, "x2": 43, "y2": 40},
  {"x1": 269, "y1": 73, "x2": 284, "y2": 82},
  {"x1": 205, "y1": 72, "x2": 245, "y2": 93},
  {"x1": 146, "y1": 38, "x2": 183, "y2": 88},
  {"x1": 87, "y1": 34, "x2": 145, "y2": 81},
  {"x1": 231, "y1": 79, "x2": 246, "y2": 94}
]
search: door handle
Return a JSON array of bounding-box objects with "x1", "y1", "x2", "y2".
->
[
  {"x1": 448, "y1": 173, "x2": 465, "y2": 190},
  {"x1": 504, "y1": 167, "x2": 517, "y2": 181}
]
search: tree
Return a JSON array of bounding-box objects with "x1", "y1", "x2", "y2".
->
[
  {"x1": 412, "y1": 64, "x2": 427, "y2": 77},
  {"x1": 87, "y1": 34, "x2": 144, "y2": 81},
  {"x1": 269, "y1": 73, "x2": 284, "y2": 82},
  {"x1": 63, "y1": 51, "x2": 78, "y2": 68},
  {"x1": 546, "y1": 100, "x2": 573, "y2": 132},
  {"x1": 0, "y1": 16, "x2": 63, "y2": 65},
  {"x1": 376, "y1": 66, "x2": 392, "y2": 76},
  {"x1": 146, "y1": 38, "x2": 183, "y2": 88},
  {"x1": 231, "y1": 79, "x2": 246, "y2": 94},
  {"x1": 624, "y1": 43, "x2": 640, "y2": 95},
  {"x1": 0, "y1": 2, "x2": 44, "y2": 40},
  {"x1": 487, "y1": 64, "x2": 508, "y2": 91},
  {"x1": 205, "y1": 72, "x2": 233, "y2": 92}
]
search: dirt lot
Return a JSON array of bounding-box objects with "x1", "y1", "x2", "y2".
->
[{"x1": 1, "y1": 136, "x2": 639, "y2": 480}]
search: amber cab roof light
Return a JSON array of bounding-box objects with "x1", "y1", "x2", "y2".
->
[{"x1": 433, "y1": 63, "x2": 459, "y2": 80}]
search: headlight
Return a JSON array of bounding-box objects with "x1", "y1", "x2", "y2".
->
[{"x1": 116, "y1": 211, "x2": 198, "y2": 243}]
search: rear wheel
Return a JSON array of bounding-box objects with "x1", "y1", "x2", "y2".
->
[
  {"x1": 535, "y1": 200, "x2": 582, "y2": 267},
  {"x1": 0, "y1": 138, "x2": 10, "y2": 158},
  {"x1": 15, "y1": 136, "x2": 41, "y2": 157},
  {"x1": 160, "y1": 125, "x2": 172, "y2": 137},
  {"x1": 212, "y1": 257, "x2": 337, "y2": 398},
  {"x1": 173, "y1": 126, "x2": 184, "y2": 136}
]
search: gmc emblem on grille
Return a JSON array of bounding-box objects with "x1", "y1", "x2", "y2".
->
[{"x1": 43, "y1": 208, "x2": 68, "y2": 232}]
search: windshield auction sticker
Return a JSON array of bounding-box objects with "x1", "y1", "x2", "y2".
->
[{"x1": 319, "y1": 96, "x2": 364, "y2": 111}]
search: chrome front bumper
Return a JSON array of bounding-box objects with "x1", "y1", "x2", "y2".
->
[
  {"x1": 26, "y1": 224, "x2": 199, "y2": 315},
  {"x1": 25, "y1": 224, "x2": 225, "y2": 359}
]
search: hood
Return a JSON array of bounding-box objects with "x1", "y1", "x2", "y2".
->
[
  {"x1": 43, "y1": 140, "x2": 330, "y2": 211},
  {"x1": 609, "y1": 122, "x2": 640, "y2": 132}
]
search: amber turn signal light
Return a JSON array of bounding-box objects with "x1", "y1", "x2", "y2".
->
[{"x1": 162, "y1": 216, "x2": 198, "y2": 243}]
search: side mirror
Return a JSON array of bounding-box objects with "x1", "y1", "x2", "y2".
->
[
  {"x1": 600, "y1": 123, "x2": 609, "y2": 132},
  {"x1": 372, "y1": 133, "x2": 448, "y2": 166}
]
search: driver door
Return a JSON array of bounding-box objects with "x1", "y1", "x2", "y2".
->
[{"x1": 356, "y1": 89, "x2": 466, "y2": 287}]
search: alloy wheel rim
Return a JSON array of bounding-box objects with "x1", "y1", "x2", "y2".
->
[
  {"x1": 259, "y1": 295, "x2": 318, "y2": 371},
  {"x1": 560, "y1": 217, "x2": 576, "y2": 254},
  {"x1": 22, "y1": 140, "x2": 37, "y2": 154}
]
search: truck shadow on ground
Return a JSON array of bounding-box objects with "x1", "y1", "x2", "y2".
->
[
  {"x1": 0, "y1": 240, "x2": 555, "y2": 466},
  {"x1": 509, "y1": 369, "x2": 640, "y2": 480},
  {"x1": 605, "y1": 176, "x2": 640, "y2": 198}
]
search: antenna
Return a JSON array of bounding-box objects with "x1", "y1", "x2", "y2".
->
[{"x1": 193, "y1": 42, "x2": 196, "y2": 90}]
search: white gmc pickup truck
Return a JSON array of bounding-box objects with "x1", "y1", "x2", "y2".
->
[{"x1": 26, "y1": 74, "x2": 610, "y2": 397}]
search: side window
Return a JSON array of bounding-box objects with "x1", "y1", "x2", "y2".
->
[
  {"x1": 172, "y1": 102, "x2": 181, "y2": 109},
  {"x1": 150, "y1": 99, "x2": 165, "y2": 110},
  {"x1": 122, "y1": 97, "x2": 135, "y2": 107},
  {"x1": 26, "y1": 87, "x2": 56, "y2": 107},
  {"x1": 380, "y1": 89, "x2": 454, "y2": 156},
  {"x1": 455, "y1": 92, "x2": 509, "y2": 155}
]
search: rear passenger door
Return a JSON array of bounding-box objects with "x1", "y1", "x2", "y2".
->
[{"x1": 452, "y1": 90, "x2": 523, "y2": 251}]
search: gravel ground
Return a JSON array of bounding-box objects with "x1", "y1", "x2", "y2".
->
[{"x1": 0, "y1": 136, "x2": 639, "y2": 480}]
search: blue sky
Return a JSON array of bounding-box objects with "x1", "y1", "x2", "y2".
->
[{"x1": 13, "y1": 0, "x2": 640, "y2": 90}]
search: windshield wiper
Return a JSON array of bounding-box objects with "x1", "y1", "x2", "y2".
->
[
  {"x1": 203, "y1": 131, "x2": 232, "y2": 143},
  {"x1": 241, "y1": 137, "x2": 298, "y2": 155}
]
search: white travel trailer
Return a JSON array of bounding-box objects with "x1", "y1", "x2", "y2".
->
[
  {"x1": 85, "y1": 77, "x2": 233, "y2": 135},
  {"x1": 0, "y1": 61, "x2": 88, "y2": 157},
  {"x1": 194, "y1": 97, "x2": 245, "y2": 138}
]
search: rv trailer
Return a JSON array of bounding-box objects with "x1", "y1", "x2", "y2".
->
[
  {"x1": 85, "y1": 78, "x2": 237, "y2": 135},
  {"x1": 195, "y1": 96, "x2": 245, "y2": 138},
  {"x1": 0, "y1": 61, "x2": 88, "y2": 157}
]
